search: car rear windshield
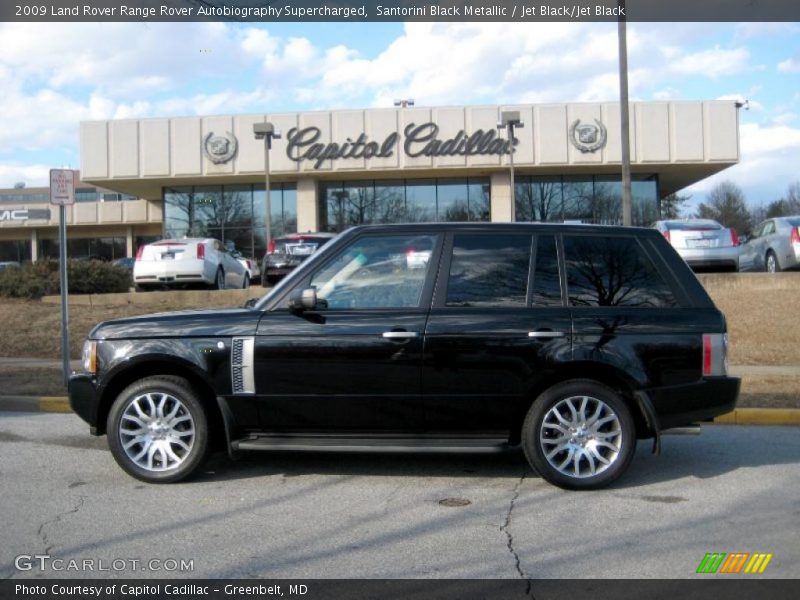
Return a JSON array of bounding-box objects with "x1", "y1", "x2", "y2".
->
[
  {"x1": 786, "y1": 218, "x2": 800, "y2": 227},
  {"x1": 664, "y1": 221, "x2": 721, "y2": 231},
  {"x1": 274, "y1": 237, "x2": 331, "y2": 253}
]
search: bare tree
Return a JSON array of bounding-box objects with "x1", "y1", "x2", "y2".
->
[
  {"x1": 660, "y1": 192, "x2": 690, "y2": 220},
  {"x1": 696, "y1": 181, "x2": 752, "y2": 233},
  {"x1": 764, "y1": 182, "x2": 800, "y2": 218}
]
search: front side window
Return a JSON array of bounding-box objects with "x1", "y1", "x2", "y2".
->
[
  {"x1": 563, "y1": 236, "x2": 676, "y2": 308},
  {"x1": 309, "y1": 235, "x2": 437, "y2": 309},
  {"x1": 446, "y1": 234, "x2": 531, "y2": 307}
]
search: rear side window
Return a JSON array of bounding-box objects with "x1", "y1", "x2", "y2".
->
[
  {"x1": 563, "y1": 236, "x2": 676, "y2": 308},
  {"x1": 531, "y1": 235, "x2": 562, "y2": 306},
  {"x1": 446, "y1": 234, "x2": 530, "y2": 307}
]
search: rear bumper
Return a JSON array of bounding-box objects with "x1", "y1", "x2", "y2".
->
[
  {"x1": 133, "y1": 259, "x2": 212, "y2": 285},
  {"x1": 647, "y1": 376, "x2": 740, "y2": 430},
  {"x1": 68, "y1": 373, "x2": 102, "y2": 434},
  {"x1": 678, "y1": 247, "x2": 740, "y2": 269}
]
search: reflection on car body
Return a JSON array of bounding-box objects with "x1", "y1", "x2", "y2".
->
[{"x1": 69, "y1": 223, "x2": 739, "y2": 491}]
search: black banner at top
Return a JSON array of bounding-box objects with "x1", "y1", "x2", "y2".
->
[{"x1": 4, "y1": 0, "x2": 800, "y2": 22}]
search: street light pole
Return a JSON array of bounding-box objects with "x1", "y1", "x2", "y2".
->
[
  {"x1": 618, "y1": 1, "x2": 633, "y2": 226},
  {"x1": 253, "y1": 122, "x2": 281, "y2": 254},
  {"x1": 498, "y1": 111, "x2": 524, "y2": 222}
]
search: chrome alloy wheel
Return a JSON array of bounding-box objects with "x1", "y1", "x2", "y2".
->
[
  {"x1": 539, "y1": 395, "x2": 622, "y2": 479},
  {"x1": 119, "y1": 393, "x2": 195, "y2": 472}
]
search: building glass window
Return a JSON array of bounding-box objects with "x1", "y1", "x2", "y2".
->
[
  {"x1": 39, "y1": 237, "x2": 125, "y2": 261},
  {"x1": 0, "y1": 240, "x2": 31, "y2": 262},
  {"x1": 515, "y1": 175, "x2": 658, "y2": 226},
  {"x1": 165, "y1": 183, "x2": 296, "y2": 259},
  {"x1": 320, "y1": 177, "x2": 491, "y2": 233}
]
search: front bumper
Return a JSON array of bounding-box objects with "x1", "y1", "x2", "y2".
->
[
  {"x1": 68, "y1": 373, "x2": 102, "y2": 434},
  {"x1": 648, "y1": 376, "x2": 741, "y2": 430}
]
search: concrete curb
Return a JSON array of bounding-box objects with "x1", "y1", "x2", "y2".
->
[
  {"x1": 1, "y1": 397, "x2": 799, "y2": 426},
  {"x1": 0, "y1": 396, "x2": 71, "y2": 413}
]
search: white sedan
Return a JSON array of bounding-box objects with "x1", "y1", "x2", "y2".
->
[{"x1": 133, "y1": 238, "x2": 249, "y2": 291}]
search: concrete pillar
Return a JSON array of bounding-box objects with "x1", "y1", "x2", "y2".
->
[
  {"x1": 490, "y1": 171, "x2": 513, "y2": 222},
  {"x1": 126, "y1": 226, "x2": 134, "y2": 257},
  {"x1": 296, "y1": 178, "x2": 319, "y2": 232},
  {"x1": 30, "y1": 229, "x2": 38, "y2": 262}
]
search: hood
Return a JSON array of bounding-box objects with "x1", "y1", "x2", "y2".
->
[{"x1": 89, "y1": 308, "x2": 260, "y2": 340}]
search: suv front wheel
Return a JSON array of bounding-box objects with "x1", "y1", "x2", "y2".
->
[
  {"x1": 522, "y1": 380, "x2": 636, "y2": 490},
  {"x1": 107, "y1": 376, "x2": 209, "y2": 483}
]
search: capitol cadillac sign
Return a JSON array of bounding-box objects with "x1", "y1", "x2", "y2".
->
[
  {"x1": 0, "y1": 208, "x2": 51, "y2": 223},
  {"x1": 203, "y1": 119, "x2": 608, "y2": 169}
]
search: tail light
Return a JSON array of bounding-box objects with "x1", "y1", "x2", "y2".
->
[
  {"x1": 135, "y1": 245, "x2": 144, "y2": 260},
  {"x1": 662, "y1": 230, "x2": 671, "y2": 242},
  {"x1": 729, "y1": 229, "x2": 739, "y2": 247},
  {"x1": 791, "y1": 227, "x2": 800, "y2": 245},
  {"x1": 267, "y1": 239, "x2": 276, "y2": 254},
  {"x1": 702, "y1": 334, "x2": 728, "y2": 377},
  {"x1": 196, "y1": 243, "x2": 205, "y2": 259},
  {"x1": 246, "y1": 260, "x2": 253, "y2": 270}
]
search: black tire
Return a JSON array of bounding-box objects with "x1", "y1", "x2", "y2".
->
[
  {"x1": 521, "y1": 380, "x2": 636, "y2": 490},
  {"x1": 213, "y1": 267, "x2": 225, "y2": 290},
  {"x1": 766, "y1": 251, "x2": 781, "y2": 273},
  {"x1": 106, "y1": 376, "x2": 209, "y2": 483}
]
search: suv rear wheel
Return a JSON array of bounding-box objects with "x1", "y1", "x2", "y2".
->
[
  {"x1": 107, "y1": 376, "x2": 209, "y2": 483},
  {"x1": 522, "y1": 380, "x2": 636, "y2": 490}
]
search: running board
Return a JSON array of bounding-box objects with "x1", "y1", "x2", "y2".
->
[{"x1": 232, "y1": 434, "x2": 513, "y2": 453}]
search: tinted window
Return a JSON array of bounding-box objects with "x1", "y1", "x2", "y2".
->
[
  {"x1": 532, "y1": 235, "x2": 562, "y2": 306},
  {"x1": 563, "y1": 236, "x2": 676, "y2": 308},
  {"x1": 446, "y1": 234, "x2": 530, "y2": 307},
  {"x1": 309, "y1": 234, "x2": 436, "y2": 309}
]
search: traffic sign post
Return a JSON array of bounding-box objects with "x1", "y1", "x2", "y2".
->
[{"x1": 50, "y1": 169, "x2": 75, "y2": 386}]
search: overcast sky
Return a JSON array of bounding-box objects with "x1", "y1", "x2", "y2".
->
[{"x1": 0, "y1": 21, "x2": 798, "y2": 213}]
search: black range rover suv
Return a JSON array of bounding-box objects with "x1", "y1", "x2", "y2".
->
[{"x1": 69, "y1": 223, "x2": 740, "y2": 490}]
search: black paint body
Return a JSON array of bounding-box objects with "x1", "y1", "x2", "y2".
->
[{"x1": 69, "y1": 223, "x2": 739, "y2": 445}]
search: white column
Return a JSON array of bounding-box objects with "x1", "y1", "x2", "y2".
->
[
  {"x1": 296, "y1": 178, "x2": 319, "y2": 232},
  {"x1": 126, "y1": 226, "x2": 134, "y2": 257},
  {"x1": 30, "y1": 229, "x2": 38, "y2": 262},
  {"x1": 490, "y1": 171, "x2": 513, "y2": 222}
]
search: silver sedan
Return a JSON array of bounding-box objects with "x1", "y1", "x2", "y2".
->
[
  {"x1": 739, "y1": 216, "x2": 800, "y2": 272},
  {"x1": 653, "y1": 219, "x2": 741, "y2": 272}
]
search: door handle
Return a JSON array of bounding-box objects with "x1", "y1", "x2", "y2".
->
[
  {"x1": 382, "y1": 331, "x2": 420, "y2": 339},
  {"x1": 528, "y1": 331, "x2": 566, "y2": 338}
]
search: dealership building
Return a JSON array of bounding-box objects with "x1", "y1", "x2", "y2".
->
[{"x1": 0, "y1": 100, "x2": 740, "y2": 262}]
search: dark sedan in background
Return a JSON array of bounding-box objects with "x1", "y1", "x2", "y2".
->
[{"x1": 262, "y1": 232, "x2": 336, "y2": 285}]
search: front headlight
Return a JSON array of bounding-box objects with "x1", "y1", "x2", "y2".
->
[{"x1": 82, "y1": 340, "x2": 97, "y2": 374}]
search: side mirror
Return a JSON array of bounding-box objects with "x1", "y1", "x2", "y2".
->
[{"x1": 288, "y1": 287, "x2": 319, "y2": 312}]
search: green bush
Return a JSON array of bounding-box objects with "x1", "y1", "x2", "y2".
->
[{"x1": 0, "y1": 260, "x2": 131, "y2": 299}]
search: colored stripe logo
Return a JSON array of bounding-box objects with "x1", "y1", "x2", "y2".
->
[{"x1": 696, "y1": 552, "x2": 773, "y2": 574}]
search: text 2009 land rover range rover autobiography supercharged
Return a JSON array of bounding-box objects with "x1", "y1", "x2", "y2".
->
[{"x1": 69, "y1": 223, "x2": 740, "y2": 490}]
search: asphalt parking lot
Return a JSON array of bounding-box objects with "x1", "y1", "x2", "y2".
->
[{"x1": 1, "y1": 411, "x2": 798, "y2": 580}]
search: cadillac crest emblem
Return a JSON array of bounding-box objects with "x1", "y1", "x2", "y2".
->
[
  {"x1": 203, "y1": 131, "x2": 238, "y2": 164},
  {"x1": 568, "y1": 119, "x2": 607, "y2": 153}
]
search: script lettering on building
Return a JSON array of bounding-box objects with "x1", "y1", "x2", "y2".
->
[{"x1": 285, "y1": 122, "x2": 518, "y2": 169}]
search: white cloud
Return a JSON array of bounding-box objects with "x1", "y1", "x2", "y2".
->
[
  {"x1": 0, "y1": 164, "x2": 51, "y2": 188},
  {"x1": 669, "y1": 46, "x2": 751, "y2": 78},
  {"x1": 777, "y1": 58, "x2": 800, "y2": 73},
  {"x1": 684, "y1": 122, "x2": 800, "y2": 204}
]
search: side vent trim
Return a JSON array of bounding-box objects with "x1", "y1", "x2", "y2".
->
[{"x1": 231, "y1": 336, "x2": 255, "y2": 394}]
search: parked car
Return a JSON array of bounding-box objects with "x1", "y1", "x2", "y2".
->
[
  {"x1": 262, "y1": 232, "x2": 336, "y2": 285},
  {"x1": 231, "y1": 251, "x2": 261, "y2": 283},
  {"x1": 69, "y1": 223, "x2": 739, "y2": 490},
  {"x1": 133, "y1": 238, "x2": 248, "y2": 291},
  {"x1": 0, "y1": 261, "x2": 20, "y2": 272},
  {"x1": 738, "y1": 216, "x2": 800, "y2": 272},
  {"x1": 653, "y1": 219, "x2": 740, "y2": 271},
  {"x1": 112, "y1": 257, "x2": 135, "y2": 274}
]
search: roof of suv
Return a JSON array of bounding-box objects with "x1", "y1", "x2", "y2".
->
[{"x1": 342, "y1": 222, "x2": 662, "y2": 237}]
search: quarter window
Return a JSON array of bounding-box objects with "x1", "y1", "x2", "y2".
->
[
  {"x1": 563, "y1": 236, "x2": 676, "y2": 307},
  {"x1": 446, "y1": 234, "x2": 531, "y2": 307},
  {"x1": 309, "y1": 235, "x2": 437, "y2": 309}
]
